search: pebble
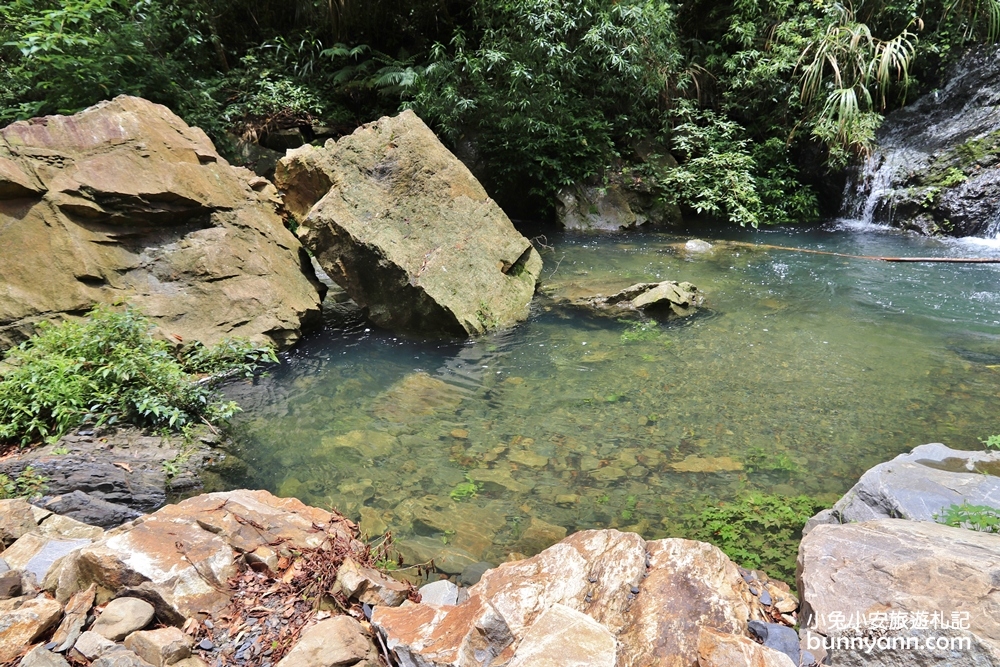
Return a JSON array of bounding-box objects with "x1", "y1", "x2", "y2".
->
[
  {"x1": 198, "y1": 639, "x2": 214, "y2": 651},
  {"x1": 630, "y1": 585, "x2": 640, "y2": 594},
  {"x1": 759, "y1": 590, "x2": 772, "y2": 605}
]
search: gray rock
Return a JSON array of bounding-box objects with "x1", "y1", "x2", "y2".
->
[
  {"x1": 92, "y1": 597, "x2": 156, "y2": 641},
  {"x1": 20, "y1": 645, "x2": 70, "y2": 667},
  {"x1": 809, "y1": 443, "x2": 1000, "y2": 529},
  {"x1": 123, "y1": 627, "x2": 191, "y2": 667},
  {"x1": 556, "y1": 181, "x2": 679, "y2": 232},
  {"x1": 798, "y1": 519, "x2": 1000, "y2": 667},
  {"x1": 0, "y1": 557, "x2": 8, "y2": 573},
  {"x1": 507, "y1": 603, "x2": 617, "y2": 666},
  {"x1": 418, "y1": 579, "x2": 460, "y2": 606},
  {"x1": 1, "y1": 533, "x2": 91, "y2": 580},
  {"x1": 40, "y1": 491, "x2": 142, "y2": 529},
  {"x1": 748, "y1": 620, "x2": 799, "y2": 665},
  {"x1": 0, "y1": 570, "x2": 22, "y2": 599},
  {"x1": 71, "y1": 631, "x2": 117, "y2": 661},
  {"x1": 91, "y1": 648, "x2": 157, "y2": 667},
  {"x1": 460, "y1": 561, "x2": 492, "y2": 586}
]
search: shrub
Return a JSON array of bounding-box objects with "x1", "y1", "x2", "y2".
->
[
  {"x1": 0, "y1": 306, "x2": 276, "y2": 447},
  {"x1": 936, "y1": 502, "x2": 1000, "y2": 533}
]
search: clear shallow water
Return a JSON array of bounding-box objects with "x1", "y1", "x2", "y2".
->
[{"x1": 223, "y1": 220, "x2": 1000, "y2": 571}]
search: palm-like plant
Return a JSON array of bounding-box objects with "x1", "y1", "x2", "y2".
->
[{"x1": 797, "y1": 4, "x2": 918, "y2": 157}]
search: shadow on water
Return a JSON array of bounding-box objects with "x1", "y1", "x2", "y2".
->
[{"x1": 222, "y1": 220, "x2": 1000, "y2": 570}]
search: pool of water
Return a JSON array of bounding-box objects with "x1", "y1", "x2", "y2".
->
[{"x1": 223, "y1": 220, "x2": 1000, "y2": 573}]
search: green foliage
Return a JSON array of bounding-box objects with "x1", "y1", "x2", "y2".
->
[
  {"x1": 0, "y1": 466, "x2": 48, "y2": 500},
  {"x1": 0, "y1": 306, "x2": 276, "y2": 447},
  {"x1": 936, "y1": 501, "x2": 1000, "y2": 532},
  {"x1": 620, "y1": 320, "x2": 669, "y2": 344},
  {"x1": 981, "y1": 434, "x2": 1000, "y2": 449},
  {"x1": 449, "y1": 475, "x2": 481, "y2": 501},
  {"x1": 668, "y1": 492, "x2": 828, "y2": 582},
  {"x1": 743, "y1": 446, "x2": 801, "y2": 473}
]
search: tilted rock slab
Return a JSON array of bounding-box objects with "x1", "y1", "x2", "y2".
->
[
  {"x1": 798, "y1": 519, "x2": 1000, "y2": 667},
  {"x1": 45, "y1": 490, "x2": 362, "y2": 624},
  {"x1": 373, "y1": 529, "x2": 794, "y2": 667},
  {"x1": 0, "y1": 95, "x2": 324, "y2": 350},
  {"x1": 276, "y1": 110, "x2": 542, "y2": 337}
]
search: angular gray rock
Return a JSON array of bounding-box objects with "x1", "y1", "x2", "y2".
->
[
  {"x1": 91, "y1": 648, "x2": 157, "y2": 667},
  {"x1": 798, "y1": 519, "x2": 1000, "y2": 667},
  {"x1": 277, "y1": 110, "x2": 543, "y2": 337},
  {"x1": 123, "y1": 627, "x2": 191, "y2": 667},
  {"x1": 72, "y1": 630, "x2": 118, "y2": 661},
  {"x1": 418, "y1": 580, "x2": 461, "y2": 607},
  {"x1": 92, "y1": 597, "x2": 156, "y2": 641},
  {"x1": 39, "y1": 491, "x2": 143, "y2": 529},
  {"x1": 20, "y1": 645, "x2": 70, "y2": 667},
  {"x1": 806, "y1": 443, "x2": 1000, "y2": 531},
  {"x1": 507, "y1": 603, "x2": 617, "y2": 667}
]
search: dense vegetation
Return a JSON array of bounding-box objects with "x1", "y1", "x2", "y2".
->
[
  {"x1": 0, "y1": 306, "x2": 275, "y2": 447},
  {"x1": 1, "y1": 0, "x2": 996, "y2": 225}
]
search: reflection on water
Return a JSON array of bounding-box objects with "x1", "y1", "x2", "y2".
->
[{"x1": 224, "y1": 221, "x2": 1000, "y2": 572}]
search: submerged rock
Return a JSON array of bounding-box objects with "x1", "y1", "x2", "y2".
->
[
  {"x1": 546, "y1": 280, "x2": 702, "y2": 319},
  {"x1": 277, "y1": 110, "x2": 543, "y2": 337},
  {"x1": 0, "y1": 95, "x2": 324, "y2": 351}
]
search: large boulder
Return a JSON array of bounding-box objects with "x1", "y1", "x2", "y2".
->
[
  {"x1": 373, "y1": 529, "x2": 792, "y2": 667},
  {"x1": 798, "y1": 519, "x2": 1000, "y2": 667},
  {"x1": 807, "y1": 442, "x2": 1000, "y2": 530},
  {"x1": 0, "y1": 95, "x2": 324, "y2": 351},
  {"x1": 276, "y1": 110, "x2": 543, "y2": 337}
]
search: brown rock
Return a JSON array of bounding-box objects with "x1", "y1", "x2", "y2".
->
[
  {"x1": 274, "y1": 616, "x2": 378, "y2": 667},
  {"x1": 0, "y1": 498, "x2": 38, "y2": 545},
  {"x1": 91, "y1": 597, "x2": 156, "y2": 641},
  {"x1": 515, "y1": 517, "x2": 567, "y2": 555},
  {"x1": 49, "y1": 583, "x2": 95, "y2": 651},
  {"x1": 279, "y1": 110, "x2": 542, "y2": 337},
  {"x1": 696, "y1": 627, "x2": 796, "y2": 667},
  {"x1": 507, "y1": 603, "x2": 617, "y2": 667},
  {"x1": 92, "y1": 648, "x2": 157, "y2": 667},
  {"x1": 0, "y1": 96, "x2": 324, "y2": 351},
  {"x1": 670, "y1": 455, "x2": 744, "y2": 473},
  {"x1": 0, "y1": 570, "x2": 22, "y2": 599},
  {"x1": 124, "y1": 627, "x2": 191, "y2": 667},
  {"x1": 0, "y1": 594, "x2": 64, "y2": 662}
]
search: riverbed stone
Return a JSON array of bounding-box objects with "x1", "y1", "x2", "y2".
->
[
  {"x1": 92, "y1": 597, "x2": 156, "y2": 641},
  {"x1": 798, "y1": 519, "x2": 1000, "y2": 666},
  {"x1": 335, "y1": 558, "x2": 410, "y2": 607},
  {"x1": 372, "y1": 373, "x2": 467, "y2": 424},
  {"x1": 374, "y1": 529, "x2": 755, "y2": 667},
  {"x1": 124, "y1": 627, "x2": 191, "y2": 667},
  {"x1": 274, "y1": 616, "x2": 378, "y2": 667},
  {"x1": 811, "y1": 443, "x2": 1000, "y2": 528},
  {"x1": 0, "y1": 594, "x2": 64, "y2": 663},
  {"x1": 281, "y1": 109, "x2": 542, "y2": 337},
  {"x1": 561, "y1": 280, "x2": 702, "y2": 320},
  {"x1": 39, "y1": 491, "x2": 144, "y2": 529},
  {"x1": 396, "y1": 537, "x2": 479, "y2": 575},
  {"x1": 0, "y1": 95, "x2": 324, "y2": 351},
  {"x1": 419, "y1": 580, "x2": 461, "y2": 607},
  {"x1": 515, "y1": 517, "x2": 567, "y2": 555}
]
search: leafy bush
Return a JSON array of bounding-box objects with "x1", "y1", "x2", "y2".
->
[
  {"x1": 668, "y1": 492, "x2": 828, "y2": 583},
  {"x1": 936, "y1": 502, "x2": 1000, "y2": 532},
  {"x1": 0, "y1": 466, "x2": 48, "y2": 499},
  {"x1": 0, "y1": 307, "x2": 276, "y2": 447}
]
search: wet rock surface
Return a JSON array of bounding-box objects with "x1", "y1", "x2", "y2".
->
[
  {"x1": 277, "y1": 109, "x2": 542, "y2": 337},
  {"x1": 543, "y1": 279, "x2": 702, "y2": 320},
  {"x1": 844, "y1": 46, "x2": 1000, "y2": 236}
]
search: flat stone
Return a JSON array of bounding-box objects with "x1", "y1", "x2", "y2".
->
[
  {"x1": 0, "y1": 594, "x2": 64, "y2": 662},
  {"x1": 372, "y1": 373, "x2": 467, "y2": 424},
  {"x1": 669, "y1": 455, "x2": 744, "y2": 473},
  {"x1": 71, "y1": 630, "x2": 117, "y2": 661},
  {"x1": 274, "y1": 616, "x2": 378, "y2": 667},
  {"x1": 799, "y1": 519, "x2": 1000, "y2": 666},
  {"x1": 516, "y1": 517, "x2": 567, "y2": 555},
  {"x1": 589, "y1": 466, "x2": 627, "y2": 482},
  {"x1": 37, "y1": 514, "x2": 105, "y2": 540},
  {"x1": 396, "y1": 537, "x2": 479, "y2": 575},
  {"x1": 92, "y1": 597, "x2": 156, "y2": 641},
  {"x1": 459, "y1": 561, "x2": 492, "y2": 587},
  {"x1": 419, "y1": 580, "x2": 461, "y2": 606},
  {"x1": 697, "y1": 627, "x2": 796, "y2": 667},
  {"x1": 507, "y1": 603, "x2": 617, "y2": 667},
  {"x1": 508, "y1": 450, "x2": 549, "y2": 468},
  {"x1": 91, "y1": 648, "x2": 157, "y2": 667},
  {"x1": 2, "y1": 533, "x2": 91, "y2": 581},
  {"x1": 748, "y1": 620, "x2": 799, "y2": 666},
  {"x1": 0, "y1": 498, "x2": 38, "y2": 545},
  {"x1": 467, "y1": 468, "x2": 534, "y2": 494},
  {"x1": 20, "y1": 645, "x2": 71, "y2": 667},
  {"x1": 124, "y1": 627, "x2": 191, "y2": 667}
]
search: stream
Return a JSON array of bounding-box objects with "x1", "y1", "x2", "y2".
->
[{"x1": 223, "y1": 219, "x2": 1000, "y2": 572}]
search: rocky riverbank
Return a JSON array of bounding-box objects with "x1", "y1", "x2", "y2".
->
[{"x1": 0, "y1": 440, "x2": 996, "y2": 666}]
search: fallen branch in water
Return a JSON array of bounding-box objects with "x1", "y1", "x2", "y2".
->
[{"x1": 707, "y1": 241, "x2": 1000, "y2": 263}]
